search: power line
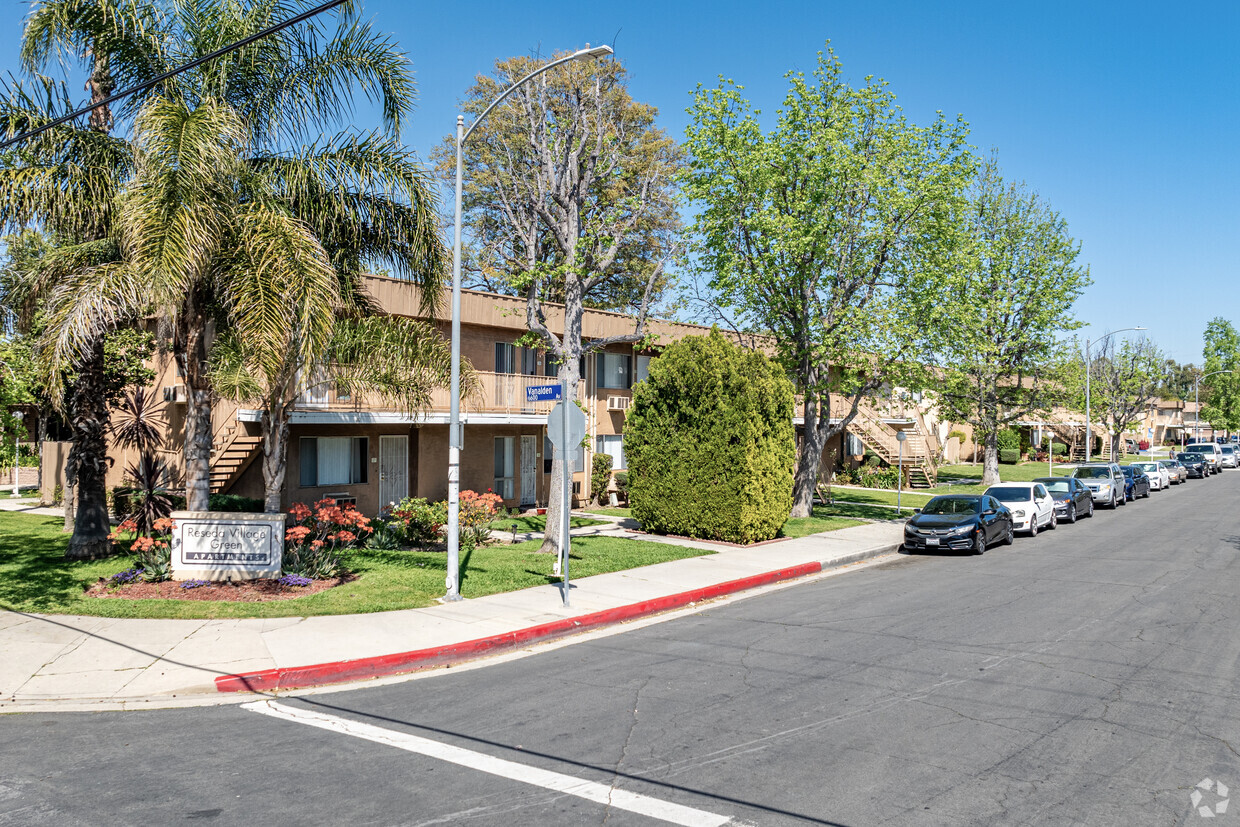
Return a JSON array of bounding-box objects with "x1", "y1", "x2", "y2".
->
[{"x1": 0, "y1": 0, "x2": 349, "y2": 150}]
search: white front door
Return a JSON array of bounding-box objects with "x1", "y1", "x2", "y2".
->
[
  {"x1": 379, "y1": 435, "x2": 408, "y2": 508},
  {"x1": 520, "y1": 435, "x2": 537, "y2": 506}
]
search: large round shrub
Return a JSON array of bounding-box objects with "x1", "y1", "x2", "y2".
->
[{"x1": 625, "y1": 329, "x2": 795, "y2": 543}]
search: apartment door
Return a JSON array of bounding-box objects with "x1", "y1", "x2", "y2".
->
[
  {"x1": 520, "y1": 435, "x2": 537, "y2": 506},
  {"x1": 379, "y1": 435, "x2": 408, "y2": 507}
]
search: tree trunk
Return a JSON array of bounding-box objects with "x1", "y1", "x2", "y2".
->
[
  {"x1": 790, "y1": 393, "x2": 830, "y2": 518},
  {"x1": 181, "y1": 313, "x2": 213, "y2": 512},
  {"x1": 539, "y1": 295, "x2": 585, "y2": 557},
  {"x1": 981, "y1": 430, "x2": 1001, "y2": 486},
  {"x1": 65, "y1": 341, "x2": 112, "y2": 559},
  {"x1": 261, "y1": 405, "x2": 289, "y2": 514},
  {"x1": 62, "y1": 450, "x2": 77, "y2": 533}
]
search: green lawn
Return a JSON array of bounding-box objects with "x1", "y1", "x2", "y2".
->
[
  {"x1": 486, "y1": 514, "x2": 604, "y2": 533},
  {"x1": 780, "y1": 510, "x2": 866, "y2": 538},
  {"x1": 581, "y1": 506, "x2": 632, "y2": 519},
  {"x1": 825, "y1": 487, "x2": 934, "y2": 508},
  {"x1": 933, "y1": 461, "x2": 1074, "y2": 494},
  {"x1": 0, "y1": 511, "x2": 712, "y2": 620}
]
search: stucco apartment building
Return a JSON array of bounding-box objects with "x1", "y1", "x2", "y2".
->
[{"x1": 40, "y1": 273, "x2": 954, "y2": 513}]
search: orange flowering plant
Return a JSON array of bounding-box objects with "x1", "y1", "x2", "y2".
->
[
  {"x1": 458, "y1": 489, "x2": 504, "y2": 550},
  {"x1": 283, "y1": 498, "x2": 372, "y2": 579},
  {"x1": 108, "y1": 516, "x2": 177, "y2": 582}
]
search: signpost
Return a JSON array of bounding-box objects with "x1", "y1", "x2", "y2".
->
[{"x1": 546, "y1": 399, "x2": 586, "y2": 606}]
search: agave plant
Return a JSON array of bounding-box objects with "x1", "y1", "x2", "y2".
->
[{"x1": 111, "y1": 387, "x2": 172, "y2": 536}]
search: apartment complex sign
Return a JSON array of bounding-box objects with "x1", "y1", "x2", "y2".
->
[{"x1": 171, "y1": 511, "x2": 285, "y2": 581}]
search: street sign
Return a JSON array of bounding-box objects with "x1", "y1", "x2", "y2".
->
[
  {"x1": 526, "y1": 384, "x2": 562, "y2": 402},
  {"x1": 547, "y1": 402, "x2": 587, "y2": 472}
]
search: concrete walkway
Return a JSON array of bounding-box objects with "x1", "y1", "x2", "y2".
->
[{"x1": 0, "y1": 517, "x2": 902, "y2": 713}]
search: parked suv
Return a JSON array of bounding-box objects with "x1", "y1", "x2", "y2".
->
[
  {"x1": 1185, "y1": 442, "x2": 1223, "y2": 472},
  {"x1": 1071, "y1": 463, "x2": 1126, "y2": 508}
]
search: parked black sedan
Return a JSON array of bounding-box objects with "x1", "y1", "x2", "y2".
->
[
  {"x1": 1176, "y1": 452, "x2": 1210, "y2": 478},
  {"x1": 1120, "y1": 466, "x2": 1151, "y2": 499},
  {"x1": 903, "y1": 494, "x2": 1014, "y2": 555},
  {"x1": 1033, "y1": 476, "x2": 1094, "y2": 522}
]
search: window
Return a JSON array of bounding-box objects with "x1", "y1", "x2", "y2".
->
[
  {"x1": 545, "y1": 353, "x2": 587, "y2": 378},
  {"x1": 636, "y1": 354, "x2": 651, "y2": 384},
  {"x1": 598, "y1": 352, "x2": 631, "y2": 390},
  {"x1": 595, "y1": 434, "x2": 625, "y2": 470},
  {"x1": 845, "y1": 432, "x2": 865, "y2": 456},
  {"x1": 497, "y1": 343, "x2": 538, "y2": 375},
  {"x1": 494, "y1": 437, "x2": 515, "y2": 499},
  {"x1": 299, "y1": 437, "x2": 368, "y2": 487}
]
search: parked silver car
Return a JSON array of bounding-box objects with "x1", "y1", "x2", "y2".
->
[
  {"x1": 1220, "y1": 445, "x2": 1238, "y2": 469},
  {"x1": 1071, "y1": 463, "x2": 1126, "y2": 508}
]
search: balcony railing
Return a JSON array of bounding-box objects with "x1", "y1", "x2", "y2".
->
[{"x1": 297, "y1": 371, "x2": 587, "y2": 416}]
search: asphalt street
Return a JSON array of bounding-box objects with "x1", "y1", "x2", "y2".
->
[{"x1": 3, "y1": 471, "x2": 1239, "y2": 826}]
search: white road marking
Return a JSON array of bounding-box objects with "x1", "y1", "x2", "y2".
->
[{"x1": 242, "y1": 700, "x2": 733, "y2": 827}]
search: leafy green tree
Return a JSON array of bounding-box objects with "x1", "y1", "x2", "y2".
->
[
  {"x1": 625, "y1": 329, "x2": 795, "y2": 543},
  {"x1": 1201, "y1": 318, "x2": 1240, "y2": 436},
  {"x1": 682, "y1": 48, "x2": 973, "y2": 518},
  {"x1": 1155, "y1": 358, "x2": 1198, "y2": 401},
  {"x1": 440, "y1": 52, "x2": 680, "y2": 555},
  {"x1": 1086, "y1": 337, "x2": 1165, "y2": 456},
  {"x1": 929, "y1": 157, "x2": 1090, "y2": 485}
]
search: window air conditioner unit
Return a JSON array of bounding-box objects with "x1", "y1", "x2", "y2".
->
[
  {"x1": 607, "y1": 395, "x2": 631, "y2": 412},
  {"x1": 324, "y1": 493, "x2": 357, "y2": 507},
  {"x1": 162, "y1": 385, "x2": 187, "y2": 403}
]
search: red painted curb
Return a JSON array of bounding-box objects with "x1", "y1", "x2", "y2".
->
[{"x1": 215, "y1": 560, "x2": 824, "y2": 693}]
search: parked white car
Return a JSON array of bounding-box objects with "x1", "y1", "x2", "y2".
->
[
  {"x1": 1220, "y1": 445, "x2": 1238, "y2": 469},
  {"x1": 984, "y1": 483, "x2": 1057, "y2": 536},
  {"x1": 1129, "y1": 461, "x2": 1170, "y2": 490}
]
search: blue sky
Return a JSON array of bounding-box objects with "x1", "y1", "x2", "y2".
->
[{"x1": 2, "y1": 0, "x2": 1236, "y2": 363}]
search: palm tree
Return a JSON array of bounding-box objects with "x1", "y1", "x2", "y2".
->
[{"x1": 27, "y1": 0, "x2": 447, "y2": 515}]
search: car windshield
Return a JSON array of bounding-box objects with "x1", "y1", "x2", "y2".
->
[
  {"x1": 1075, "y1": 467, "x2": 1111, "y2": 478},
  {"x1": 987, "y1": 486, "x2": 1031, "y2": 501},
  {"x1": 1178, "y1": 453, "x2": 1203, "y2": 462},
  {"x1": 921, "y1": 497, "x2": 979, "y2": 515},
  {"x1": 1186, "y1": 446, "x2": 1214, "y2": 453},
  {"x1": 1134, "y1": 463, "x2": 1157, "y2": 472},
  {"x1": 1041, "y1": 480, "x2": 1070, "y2": 493},
  {"x1": 1224, "y1": 448, "x2": 1236, "y2": 455}
]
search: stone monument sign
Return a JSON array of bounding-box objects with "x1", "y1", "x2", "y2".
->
[{"x1": 171, "y1": 511, "x2": 286, "y2": 581}]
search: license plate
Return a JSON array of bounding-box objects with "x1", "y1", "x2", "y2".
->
[{"x1": 927, "y1": 537, "x2": 940, "y2": 547}]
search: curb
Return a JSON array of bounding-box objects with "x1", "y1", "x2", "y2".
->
[{"x1": 215, "y1": 542, "x2": 900, "y2": 694}]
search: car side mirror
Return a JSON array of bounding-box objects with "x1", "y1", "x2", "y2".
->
[
  {"x1": 912, "y1": 508, "x2": 921, "y2": 514},
  {"x1": 983, "y1": 508, "x2": 996, "y2": 516}
]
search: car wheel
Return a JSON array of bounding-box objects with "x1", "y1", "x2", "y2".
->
[
  {"x1": 1110, "y1": 492, "x2": 1118, "y2": 509},
  {"x1": 1087, "y1": 499, "x2": 1095, "y2": 517},
  {"x1": 1067, "y1": 502, "x2": 1077, "y2": 523},
  {"x1": 1142, "y1": 486, "x2": 1150, "y2": 499},
  {"x1": 973, "y1": 530, "x2": 985, "y2": 555},
  {"x1": 1048, "y1": 511, "x2": 1057, "y2": 530},
  {"x1": 1004, "y1": 523, "x2": 1014, "y2": 545},
  {"x1": 1029, "y1": 517, "x2": 1038, "y2": 537}
]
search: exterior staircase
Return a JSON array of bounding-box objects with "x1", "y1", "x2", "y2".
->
[
  {"x1": 846, "y1": 400, "x2": 938, "y2": 488},
  {"x1": 209, "y1": 420, "x2": 262, "y2": 495}
]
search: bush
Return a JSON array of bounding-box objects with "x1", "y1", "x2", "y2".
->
[
  {"x1": 857, "y1": 465, "x2": 900, "y2": 489},
  {"x1": 590, "y1": 453, "x2": 614, "y2": 504},
  {"x1": 209, "y1": 493, "x2": 263, "y2": 512},
  {"x1": 109, "y1": 516, "x2": 177, "y2": 582},
  {"x1": 458, "y1": 490, "x2": 503, "y2": 550},
  {"x1": 996, "y1": 428, "x2": 1020, "y2": 452},
  {"x1": 625, "y1": 328, "x2": 795, "y2": 544},
  {"x1": 613, "y1": 471, "x2": 628, "y2": 501},
  {"x1": 283, "y1": 498, "x2": 372, "y2": 579},
  {"x1": 1051, "y1": 442, "x2": 1067, "y2": 456},
  {"x1": 390, "y1": 497, "x2": 447, "y2": 548},
  {"x1": 999, "y1": 448, "x2": 1021, "y2": 464}
]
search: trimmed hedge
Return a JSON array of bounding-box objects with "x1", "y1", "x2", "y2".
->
[
  {"x1": 996, "y1": 428, "x2": 1020, "y2": 452},
  {"x1": 625, "y1": 329, "x2": 795, "y2": 544},
  {"x1": 999, "y1": 448, "x2": 1021, "y2": 464}
]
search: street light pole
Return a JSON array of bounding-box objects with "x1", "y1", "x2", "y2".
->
[
  {"x1": 1082, "y1": 326, "x2": 1146, "y2": 462},
  {"x1": 444, "y1": 44, "x2": 614, "y2": 602},
  {"x1": 896, "y1": 430, "x2": 906, "y2": 515},
  {"x1": 1194, "y1": 369, "x2": 1232, "y2": 443}
]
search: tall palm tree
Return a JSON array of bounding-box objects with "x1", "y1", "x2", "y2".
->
[{"x1": 27, "y1": 0, "x2": 447, "y2": 515}]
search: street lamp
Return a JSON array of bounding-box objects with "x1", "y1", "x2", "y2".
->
[
  {"x1": 444, "y1": 44, "x2": 614, "y2": 602},
  {"x1": 895, "y1": 430, "x2": 906, "y2": 515},
  {"x1": 1194, "y1": 370, "x2": 1232, "y2": 443},
  {"x1": 11, "y1": 410, "x2": 21, "y2": 497},
  {"x1": 1083, "y1": 327, "x2": 1146, "y2": 462}
]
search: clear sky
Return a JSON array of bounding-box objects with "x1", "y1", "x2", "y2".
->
[{"x1": 2, "y1": 0, "x2": 1235, "y2": 363}]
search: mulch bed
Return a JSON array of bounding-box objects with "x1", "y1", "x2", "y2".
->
[{"x1": 85, "y1": 574, "x2": 356, "y2": 602}]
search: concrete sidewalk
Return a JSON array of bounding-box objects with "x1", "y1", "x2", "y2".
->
[{"x1": 0, "y1": 519, "x2": 902, "y2": 713}]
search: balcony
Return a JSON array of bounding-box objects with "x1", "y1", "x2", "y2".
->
[{"x1": 297, "y1": 372, "x2": 587, "y2": 417}]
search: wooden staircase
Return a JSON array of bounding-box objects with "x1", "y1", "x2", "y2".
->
[
  {"x1": 209, "y1": 420, "x2": 262, "y2": 494},
  {"x1": 846, "y1": 401, "x2": 938, "y2": 488}
]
